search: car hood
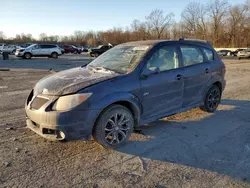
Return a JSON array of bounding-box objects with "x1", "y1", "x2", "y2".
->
[
  {"x1": 33, "y1": 67, "x2": 117, "y2": 96},
  {"x1": 16, "y1": 48, "x2": 25, "y2": 50}
]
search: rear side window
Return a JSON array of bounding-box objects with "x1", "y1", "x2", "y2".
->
[
  {"x1": 180, "y1": 46, "x2": 204, "y2": 67},
  {"x1": 40, "y1": 45, "x2": 49, "y2": 49},
  {"x1": 202, "y1": 48, "x2": 214, "y2": 61},
  {"x1": 41, "y1": 45, "x2": 56, "y2": 49}
]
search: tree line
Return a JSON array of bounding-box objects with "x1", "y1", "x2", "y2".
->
[{"x1": 1, "y1": 0, "x2": 249, "y2": 48}]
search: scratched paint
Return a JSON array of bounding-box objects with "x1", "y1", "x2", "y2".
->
[{"x1": 33, "y1": 66, "x2": 118, "y2": 96}]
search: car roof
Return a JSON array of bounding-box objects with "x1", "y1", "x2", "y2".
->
[
  {"x1": 120, "y1": 39, "x2": 212, "y2": 48},
  {"x1": 120, "y1": 40, "x2": 170, "y2": 46}
]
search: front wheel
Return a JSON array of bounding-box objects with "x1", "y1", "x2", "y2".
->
[
  {"x1": 24, "y1": 52, "x2": 32, "y2": 59},
  {"x1": 51, "y1": 52, "x2": 58, "y2": 59},
  {"x1": 200, "y1": 85, "x2": 221, "y2": 113},
  {"x1": 93, "y1": 105, "x2": 134, "y2": 149}
]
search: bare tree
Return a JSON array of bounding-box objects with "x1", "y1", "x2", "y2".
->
[
  {"x1": 207, "y1": 0, "x2": 229, "y2": 46},
  {"x1": 39, "y1": 33, "x2": 48, "y2": 41},
  {"x1": 246, "y1": 0, "x2": 250, "y2": 9},
  {"x1": 0, "y1": 31, "x2": 5, "y2": 40},
  {"x1": 181, "y1": 2, "x2": 208, "y2": 39},
  {"x1": 227, "y1": 4, "x2": 249, "y2": 47},
  {"x1": 145, "y1": 9, "x2": 174, "y2": 39}
]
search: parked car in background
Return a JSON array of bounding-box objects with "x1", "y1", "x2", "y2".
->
[
  {"x1": 21, "y1": 43, "x2": 34, "y2": 48},
  {"x1": 76, "y1": 46, "x2": 83, "y2": 53},
  {"x1": 15, "y1": 44, "x2": 62, "y2": 59},
  {"x1": 232, "y1": 48, "x2": 246, "y2": 56},
  {"x1": 89, "y1": 44, "x2": 113, "y2": 57},
  {"x1": 217, "y1": 50, "x2": 232, "y2": 56},
  {"x1": 237, "y1": 49, "x2": 250, "y2": 59},
  {"x1": 61, "y1": 45, "x2": 81, "y2": 54},
  {"x1": 2, "y1": 45, "x2": 21, "y2": 54},
  {"x1": 0, "y1": 43, "x2": 6, "y2": 53},
  {"x1": 82, "y1": 46, "x2": 91, "y2": 52},
  {"x1": 25, "y1": 38, "x2": 226, "y2": 149}
]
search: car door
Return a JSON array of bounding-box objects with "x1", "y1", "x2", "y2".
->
[
  {"x1": 39, "y1": 45, "x2": 49, "y2": 55},
  {"x1": 31, "y1": 45, "x2": 42, "y2": 56},
  {"x1": 140, "y1": 44, "x2": 184, "y2": 119},
  {"x1": 180, "y1": 45, "x2": 212, "y2": 107}
]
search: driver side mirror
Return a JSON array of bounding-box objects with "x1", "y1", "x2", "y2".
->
[{"x1": 141, "y1": 66, "x2": 160, "y2": 78}]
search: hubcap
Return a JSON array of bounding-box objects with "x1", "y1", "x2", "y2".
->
[
  {"x1": 208, "y1": 88, "x2": 220, "y2": 110},
  {"x1": 104, "y1": 113, "x2": 131, "y2": 145}
]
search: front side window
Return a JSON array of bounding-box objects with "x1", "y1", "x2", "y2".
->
[
  {"x1": 88, "y1": 45, "x2": 150, "y2": 74},
  {"x1": 180, "y1": 46, "x2": 204, "y2": 67},
  {"x1": 29, "y1": 44, "x2": 40, "y2": 50},
  {"x1": 146, "y1": 46, "x2": 179, "y2": 72}
]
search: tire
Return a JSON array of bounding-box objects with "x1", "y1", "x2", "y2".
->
[
  {"x1": 94, "y1": 53, "x2": 99, "y2": 57},
  {"x1": 93, "y1": 105, "x2": 134, "y2": 149},
  {"x1": 24, "y1": 52, "x2": 32, "y2": 59},
  {"x1": 51, "y1": 52, "x2": 58, "y2": 59},
  {"x1": 12, "y1": 50, "x2": 15, "y2": 54},
  {"x1": 238, "y1": 57, "x2": 241, "y2": 60},
  {"x1": 200, "y1": 85, "x2": 221, "y2": 113}
]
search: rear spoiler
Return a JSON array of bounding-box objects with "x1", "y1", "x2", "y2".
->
[{"x1": 179, "y1": 38, "x2": 212, "y2": 46}]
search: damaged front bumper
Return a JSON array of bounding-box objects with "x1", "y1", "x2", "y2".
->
[
  {"x1": 25, "y1": 91, "x2": 100, "y2": 141},
  {"x1": 26, "y1": 118, "x2": 65, "y2": 140}
]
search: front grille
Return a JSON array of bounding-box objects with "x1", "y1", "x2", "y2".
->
[{"x1": 30, "y1": 97, "x2": 49, "y2": 110}]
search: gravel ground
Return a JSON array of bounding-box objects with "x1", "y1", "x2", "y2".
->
[{"x1": 0, "y1": 59, "x2": 250, "y2": 188}]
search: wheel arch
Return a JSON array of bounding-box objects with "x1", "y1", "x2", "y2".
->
[
  {"x1": 51, "y1": 51, "x2": 58, "y2": 55},
  {"x1": 212, "y1": 81, "x2": 222, "y2": 94},
  {"x1": 202, "y1": 80, "x2": 223, "y2": 103},
  {"x1": 91, "y1": 93, "x2": 142, "y2": 130}
]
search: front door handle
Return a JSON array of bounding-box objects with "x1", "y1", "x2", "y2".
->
[
  {"x1": 205, "y1": 68, "x2": 209, "y2": 73},
  {"x1": 176, "y1": 74, "x2": 182, "y2": 80}
]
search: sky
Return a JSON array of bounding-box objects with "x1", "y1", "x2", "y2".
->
[{"x1": 1, "y1": 0, "x2": 246, "y2": 38}]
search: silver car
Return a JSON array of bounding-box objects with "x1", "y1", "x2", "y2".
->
[
  {"x1": 15, "y1": 44, "x2": 62, "y2": 59},
  {"x1": 237, "y1": 49, "x2": 250, "y2": 60}
]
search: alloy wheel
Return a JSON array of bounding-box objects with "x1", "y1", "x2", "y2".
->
[
  {"x1": 207, "y1": 88, "x2": 220, "y2": 111},
  {"x1": 104, "y1": 113, "x2": 131, "y2": 145}
]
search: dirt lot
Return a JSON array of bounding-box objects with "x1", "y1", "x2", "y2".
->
[{"x1": 1, "y1": 59, "x2": 250, "y2": 188}]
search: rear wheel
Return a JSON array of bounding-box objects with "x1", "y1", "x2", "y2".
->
[
  {"x1": 94, "y1": 53, "x2": 99, "y2": 57},
  {"x1": 24, "y1": 52, "x2": 32, "y2": 59},
  {"x1": 93, "y1": 105, "x2": 134, "y2": 149},
  {"x1": 51, "y1": 52, "x2": 58, "y2": 59},
  {"x1": 200, "y1": 85, "x2": 221, "y2": 113}
]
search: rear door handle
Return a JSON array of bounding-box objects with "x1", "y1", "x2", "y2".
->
[
  {"x1": 205, "y1": 68, "x2": 209, "y2": 73},
  {"x1": 176, "y1": 74, "x2": 182, "y2": 80}
]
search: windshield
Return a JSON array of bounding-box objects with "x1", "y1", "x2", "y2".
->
[
  {"x1": 27, "y1": 44, "x2": 36, "y2": 49},
  {"x1": 88, "y1": 45, "x2": 150, "y2": 74}
]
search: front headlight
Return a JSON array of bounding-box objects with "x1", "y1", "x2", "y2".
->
[{"x1": 52, "y1": 93, "x2": 92, "y2": 111}]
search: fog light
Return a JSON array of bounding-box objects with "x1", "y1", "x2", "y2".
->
[{"x1": 58, "y1": 131, "x2": 65, "y2": 139}]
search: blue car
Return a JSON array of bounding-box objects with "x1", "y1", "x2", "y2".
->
[{"x1": 25, "y1": 38, "x2": 226, "y2": 149}]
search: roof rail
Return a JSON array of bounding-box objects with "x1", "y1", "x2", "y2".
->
[{"x1": 179, "y1": 38, "x2": 209, "y2": 44}]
